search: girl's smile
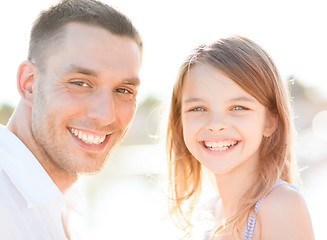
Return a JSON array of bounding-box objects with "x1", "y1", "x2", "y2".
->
[{"x1": 201, "y1": 138, "x2": 239, "y2": 153}]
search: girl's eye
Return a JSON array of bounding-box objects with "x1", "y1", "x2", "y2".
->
[
  {"x1": 191, "y1": 107, "x2": 206, "y2": 112},
  {"x1": 114, "y1": 88, "x2": 133, "y2": 94},
  {"x1": 231, "y1": 106, "x2": 248, "y2": 111}
]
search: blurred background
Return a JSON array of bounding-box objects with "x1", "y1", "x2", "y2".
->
[{"x1": 1, "y1": 0, "x2": 326, "y2": 239}]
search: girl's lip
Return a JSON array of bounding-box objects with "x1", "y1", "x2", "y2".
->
[
  {"x1": 200, "y1": 137, "x2": 239, "y2": 142},
  {"x1": 200, "y1": 140, "x2": 240, "y2": 154}
]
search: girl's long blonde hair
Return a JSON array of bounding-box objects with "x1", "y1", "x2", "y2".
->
[{"x1": 167, "y1": 36, "x2": 296, "y2": 238}]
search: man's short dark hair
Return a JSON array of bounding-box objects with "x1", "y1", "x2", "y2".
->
[{"x1": 28, "y1": 0, "x2": 142, "y2": 70}]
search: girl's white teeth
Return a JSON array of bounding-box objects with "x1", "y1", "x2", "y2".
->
[
  {"x1": 204, "y1": 140, "x2": 237, "y2": 151},
  {"x1": 94, "y1": 136, "x2": 100, "y2": 143},
  {"x1": 69, "y1": 128, "x2": 106, "y2": 145}
]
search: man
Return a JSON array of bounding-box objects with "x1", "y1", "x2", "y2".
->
[{"x1": 0, "y1": 0, "x2": 142, "y2": 239}]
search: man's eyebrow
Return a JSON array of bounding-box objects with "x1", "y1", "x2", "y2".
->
[
  {"x1": 122, "y1": 78, "x2": 140, "y2": 87},
  {"x1": 61, "y1": 64, "x2": 140, "y2": 86},
  {"x1": 62, "y1": 64, "x2": 98, "y2": 77}
]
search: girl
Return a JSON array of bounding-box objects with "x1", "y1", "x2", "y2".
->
[{"x1": 166, "y1": 36, "x2": 314, "y2": 239}]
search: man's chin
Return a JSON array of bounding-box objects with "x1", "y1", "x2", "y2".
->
[
  {"x1": 76, "y1": 168, "x2": 102, "y2": 176},
  {"x1": 76, "y1": 161, "x2": 107, "y2": 175}
]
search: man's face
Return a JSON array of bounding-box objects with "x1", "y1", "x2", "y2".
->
[{"x1": 31, "y1": 22, "x2": 141, "y2": 176}]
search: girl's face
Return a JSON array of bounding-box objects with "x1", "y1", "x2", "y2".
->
[{"x1": 181, "y1": 63, "x2": 276, "y2": 176}]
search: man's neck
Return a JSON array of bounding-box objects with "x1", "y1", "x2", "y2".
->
[{"x1": 7, "y1": 102, "x2": 77, "y2": 193}]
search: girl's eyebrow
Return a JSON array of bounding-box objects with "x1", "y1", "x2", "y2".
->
[
  {"x1": 183, "y1": 97, "x2": 203, "y2": 104},
  {"x1": 229, "y1": 96, "x2": 257, "y2": 103},
  {"x1": 183, "y1": 96, "x2": 257, "y2": 104}
]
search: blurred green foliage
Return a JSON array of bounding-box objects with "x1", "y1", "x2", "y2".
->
[{"x1": 0, "y1": 103, "x2": 14, "y2": 125}]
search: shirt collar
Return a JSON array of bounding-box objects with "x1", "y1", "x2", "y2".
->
[{"x1": 0, "y1": 125, "x2": 62, "y2": 207}]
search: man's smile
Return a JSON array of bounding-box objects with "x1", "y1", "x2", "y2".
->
[{"x1": 69, "y1": 127, "x2": 107, "y2": 145}]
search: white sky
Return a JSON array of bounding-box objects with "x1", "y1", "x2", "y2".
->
[{"x1": 1, "y1": 0, "x2": 327, "y2": 106}]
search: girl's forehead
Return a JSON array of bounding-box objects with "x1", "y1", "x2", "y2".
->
[{"x1": 183, "y1": 64, "x2": 249, "y2": 96}]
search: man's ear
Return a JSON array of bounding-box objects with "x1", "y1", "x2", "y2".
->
[
  {"x1": 17, "y1": 60, "x2": 37, "y2": 107},
  {"x1": 263, "y1": 111, "x2": 278, "y2": 137}
]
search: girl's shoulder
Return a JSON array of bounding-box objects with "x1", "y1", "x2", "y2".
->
[
  {"x1": 257, "y1": 181, "x2": 314, "y2": 239},
  {"x1": 259, "y1": 181, "x2": 302, "y2": 209}
]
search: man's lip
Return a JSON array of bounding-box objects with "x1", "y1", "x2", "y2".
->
[
  {"x1": 67, "y1": 127, "x2": 111, "y2": 151},
  {"x1": 68, "y1": 127, "x2": 110, "y2": 137}
]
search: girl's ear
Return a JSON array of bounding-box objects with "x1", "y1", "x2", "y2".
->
[
  {"x1": 263, "y1": 112, "x2": 278, "y2": 137},
  {"x1": 17, "y1": 60, "x2": 36, "y2": 107}
]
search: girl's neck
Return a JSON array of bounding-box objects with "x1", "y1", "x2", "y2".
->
[{"x1": 214, "y1": 163, "x2": 259, "y2": 220}]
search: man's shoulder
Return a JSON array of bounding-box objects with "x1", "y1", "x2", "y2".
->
[
  {"x1": 0, "y1": 168, "x2": 25, "y2": 233},
  {"x1": 0, "y1": 167, "x2": 22, "y2": 205}
]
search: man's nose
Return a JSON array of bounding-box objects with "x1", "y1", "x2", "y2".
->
[{"x1": 87, "y1": 90, "x2": 116, "y2": 126}]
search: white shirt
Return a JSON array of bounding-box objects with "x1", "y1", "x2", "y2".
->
[{"x1": 0, "y1": 125, "x2": 70, "y2": 239}]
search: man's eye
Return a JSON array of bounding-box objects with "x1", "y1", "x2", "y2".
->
[
  {"x1": 72, "y1": 81, "x2": 90, "y2": 87},
  {"x1": 114, "y1": 88, "x2": 132, "y2": 94}
]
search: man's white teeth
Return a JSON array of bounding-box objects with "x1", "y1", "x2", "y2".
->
[
  {"x1": 204, "y1": 140, "x2": 237, "y2": 151},
  {"x1": 70, "y1": 128, "x2": 106, "y2": 145}
]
